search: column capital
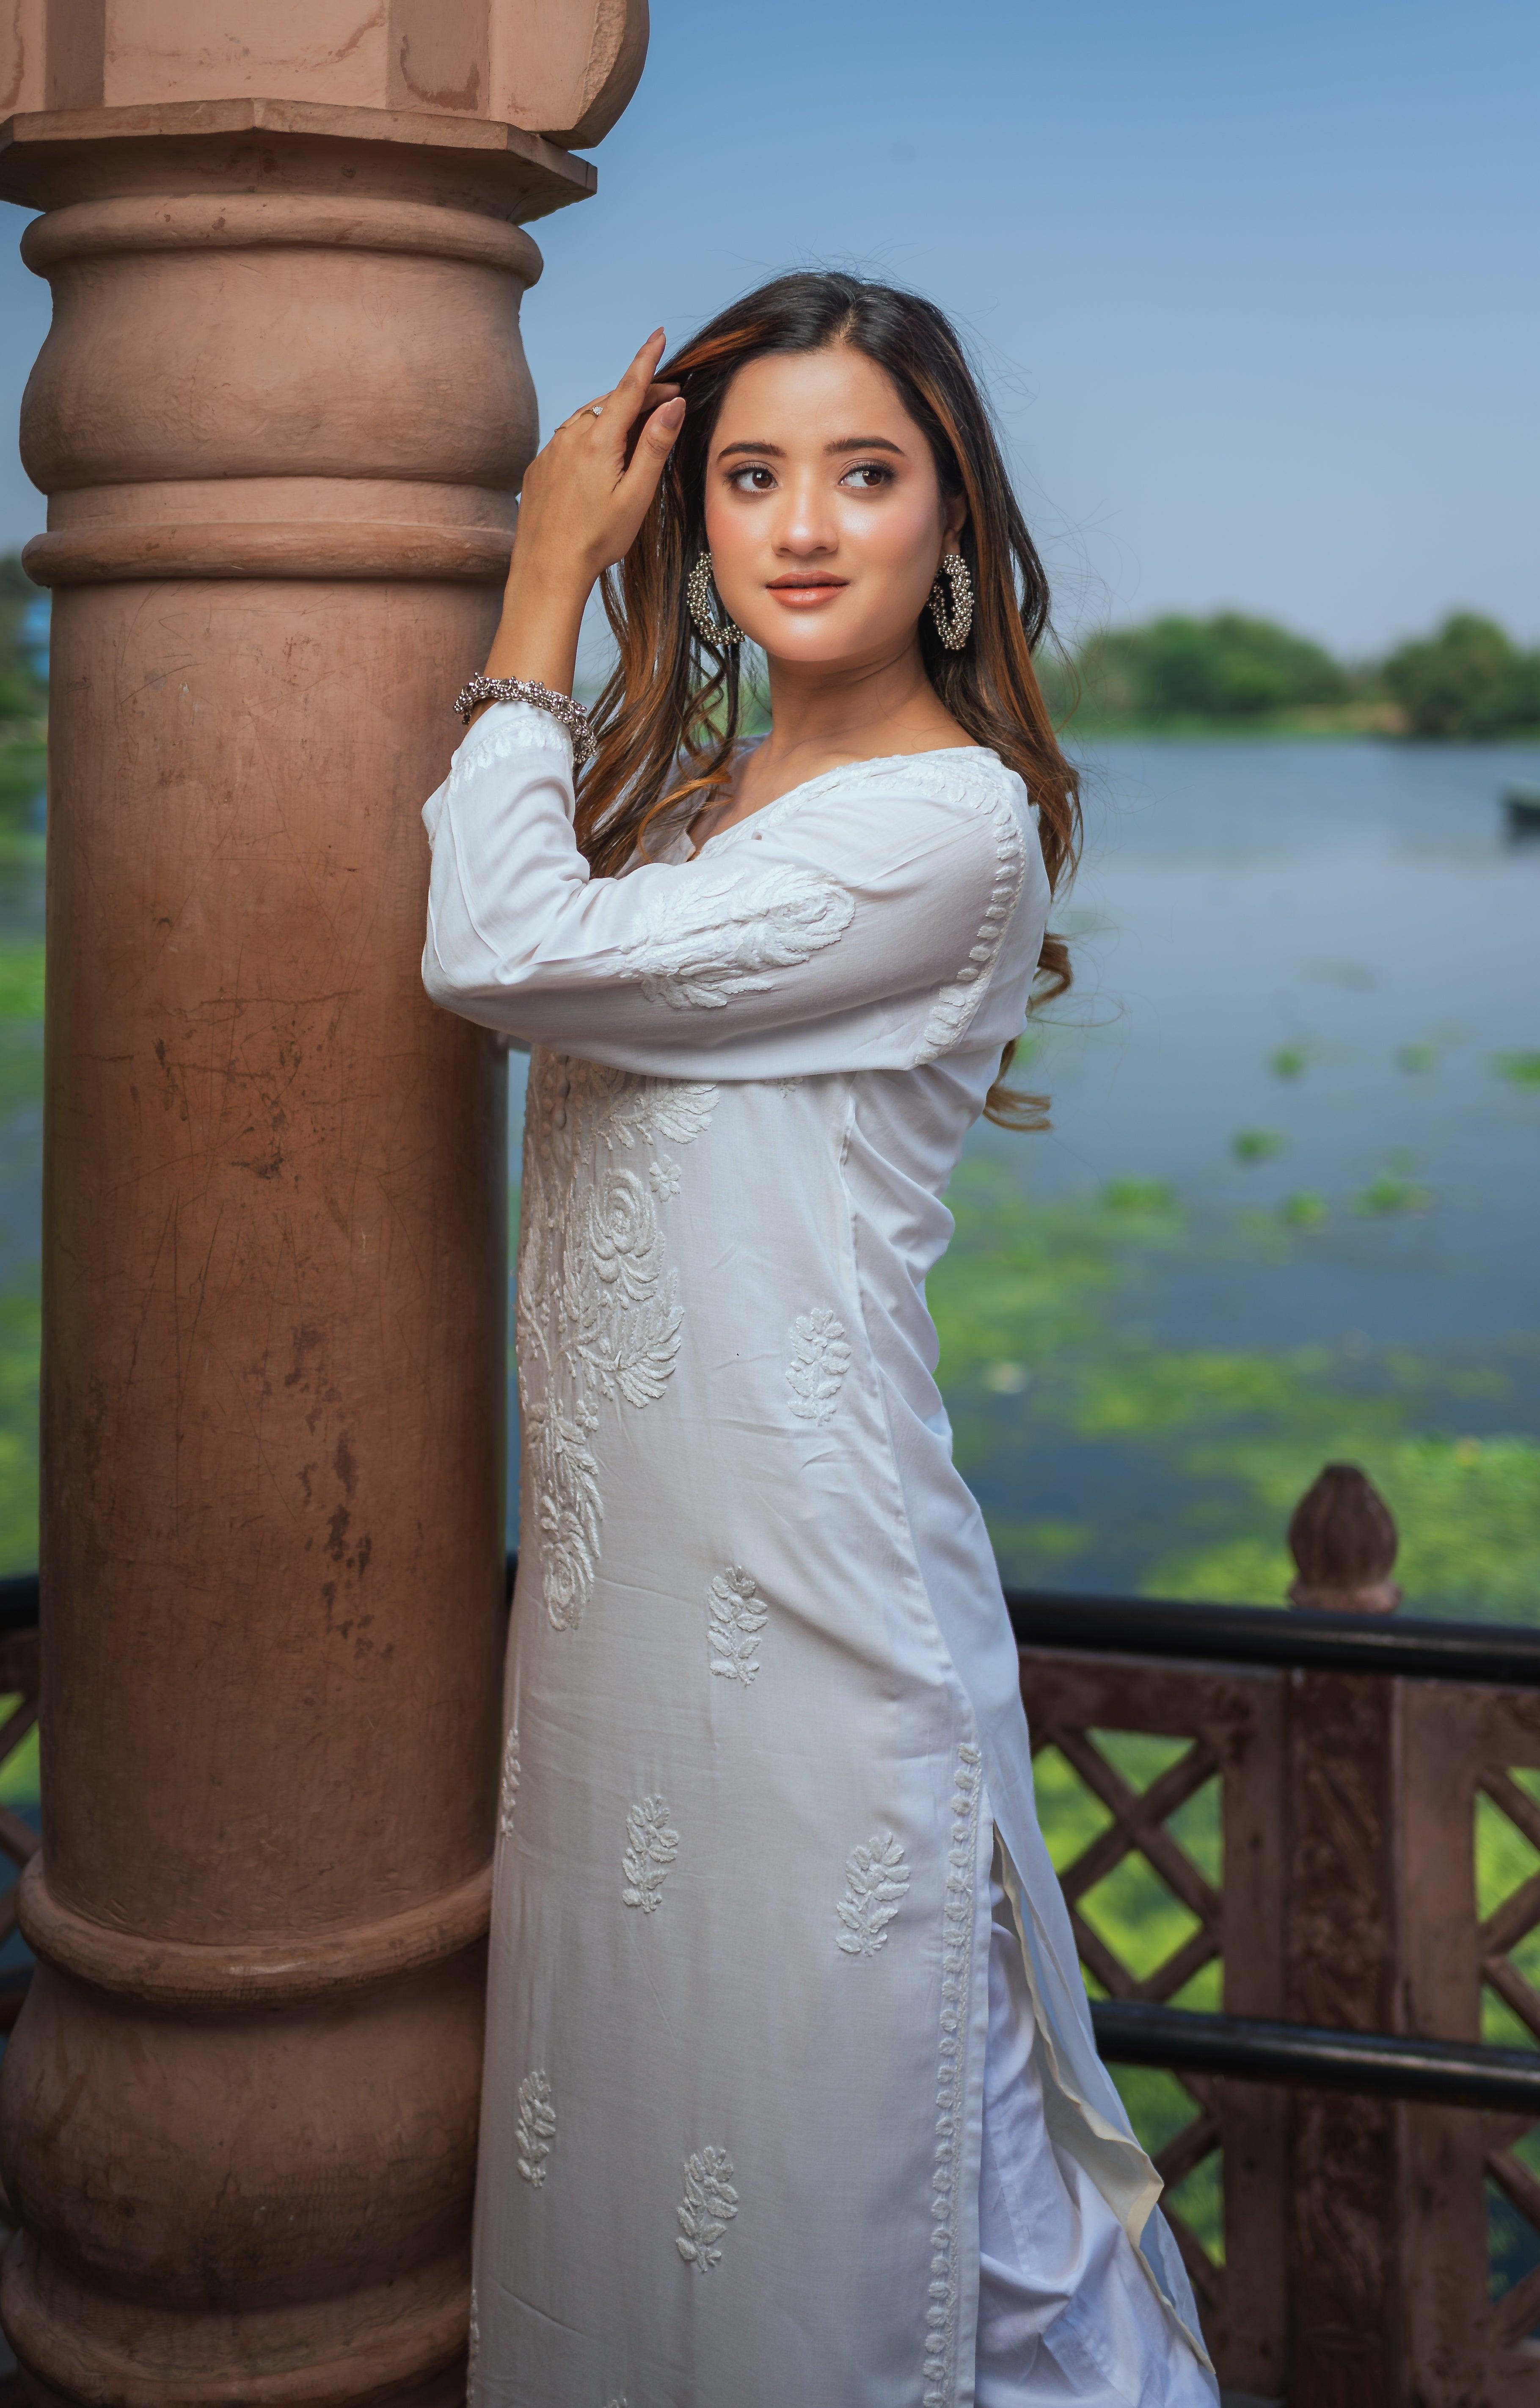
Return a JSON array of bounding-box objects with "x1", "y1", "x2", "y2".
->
[{"x1": 0, "y1": 0, "x2": 648, "y2": 150}]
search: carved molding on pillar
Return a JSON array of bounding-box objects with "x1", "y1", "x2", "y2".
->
[{"x1": 0, "y1": 26, "x2": 644, "y2": 2395}]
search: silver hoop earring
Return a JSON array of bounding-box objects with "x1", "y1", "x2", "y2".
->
[
  {"x1": 687, "y1": 552, "x2": 744, "y2": 648},
  {"x1": 928, "y1": 550, "x2": 973, "y2": 651}
]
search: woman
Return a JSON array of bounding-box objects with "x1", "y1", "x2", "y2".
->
[{"x1": 422, "y1": 272, "x2": 1217, "y2": 2408}]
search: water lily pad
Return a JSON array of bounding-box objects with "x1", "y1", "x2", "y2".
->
[
  {"x1": 1268, "y1": 1044, "x2": 1309, "y2": 1079},
  {"x1": 1397, "y1": 1042, "x2": 1438, "y2": 1074},
  {"x1": 1353, "y1": 1175, "x2": 1433, "y2": 1217},
  {"x1": 1280, "y1": 1191, "x2": 1328, "y2": 1229},
  {"x1": 1493, "y1": 1052, "x2": 1540, "y2": 1090},
  {"x1": 1231, "y1": 1129, "x2": 1286, "y2": 1164},
  {"x1": 1102, "y1": 1176, "x2": 1177, "y2": 1215}
]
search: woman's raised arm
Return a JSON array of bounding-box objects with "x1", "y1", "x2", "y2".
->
[{"x1": 421, "y1": 702, "x2": 1045, "y2": 1082}]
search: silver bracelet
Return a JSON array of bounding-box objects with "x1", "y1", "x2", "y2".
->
[{"x1": 453, "y1": 672, "x2": 595, "y2": 764}]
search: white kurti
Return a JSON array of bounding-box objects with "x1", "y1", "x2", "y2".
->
[{"x1": 422, "y1": 703, "x2": 1217, "y2": 2408}]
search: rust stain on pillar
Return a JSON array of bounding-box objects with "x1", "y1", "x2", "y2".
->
[{"x1": 0, "y1": 6, "x2": 647, "y2": 2402}]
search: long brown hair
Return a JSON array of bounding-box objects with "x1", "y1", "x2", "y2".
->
[{"x1": 576, "y1": 271, "x2": 1078, "y2": 1128}]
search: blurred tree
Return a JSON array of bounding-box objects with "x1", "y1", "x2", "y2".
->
[
  {"x1": 1383, "y1": 611, "x2": 1540, "y2": 736},
  {"x1": 1050, "y1": 611, "x2": 1348, "y2": 725}
]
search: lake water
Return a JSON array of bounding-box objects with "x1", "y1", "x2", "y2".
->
[{"x1": 0, "y1": 736, "x2": 1535, "y2": 1618}]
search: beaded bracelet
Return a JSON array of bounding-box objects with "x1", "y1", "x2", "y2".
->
[{"x1": 453, "y1": 673, "x2": 596, "y2": 764}]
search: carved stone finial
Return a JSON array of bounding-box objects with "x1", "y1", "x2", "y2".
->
[{"x1": 1287, "y1": 1461, "x2": 1402, "y2": 1614}]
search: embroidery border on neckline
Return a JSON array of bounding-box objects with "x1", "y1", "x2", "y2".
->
[
  {"x1": 923, "y1": 1741, "x2": 984, "y2": 2407},
  {"x1": 692, "y1": 746, "x2": 1012, "y2": 861}
]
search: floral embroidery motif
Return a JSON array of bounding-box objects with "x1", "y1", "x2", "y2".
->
[
  {"x1": 785, "y1": 1307, "x2": 852, "y2": 1425},
  {"x1": 514, "y1": 2069, "x2": 556, "y2": 2189},
  {"x1": 621, "y1": 862, "x2": 853, "y2": 1012},
  {"x1": 518, "y1": 1057, "x2": 717, "y2": 1629},
  {"x1": 676, "y1": 2146, "x2": 739, "y2": 2271},
  {"x1": 498, "y1": 1721, "x2": 521, "y2": 1839},
  {"x1": 923, "y1": 1743, "x2": 985, "y2": 2407},
  {"x1": 526, "y1": 1395, "x2": 602, "y2": 1632},
  {"x1": 622, "y1": 1795, "x2": 680, "y2": 1913},
  {"x1": 917, "y1": 784, "x2": 1028, "y2": 1063},
  {"x1": 835, "y1": 1830, "x2": 912, "y2": 1958},
  {"x1": 707, "y1": 1565, "x2": 769, "y2": 1686}
]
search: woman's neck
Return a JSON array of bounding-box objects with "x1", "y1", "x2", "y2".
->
[{"x1": 707, "y1": 635, "x2": 972, "y2": 836}]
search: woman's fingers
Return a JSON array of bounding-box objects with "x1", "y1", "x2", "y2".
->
[{"x1": 617, "y1": 397, "x2": 686, "y2": 509}]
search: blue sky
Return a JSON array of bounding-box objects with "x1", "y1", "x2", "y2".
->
[{"x1": 0, "y1": 0, "x2": 1534, "y2": 654}]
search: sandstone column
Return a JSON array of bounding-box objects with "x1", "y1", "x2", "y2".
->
[{"x1": 0, "y1": 8, "x2": 645, "y2": 2402}]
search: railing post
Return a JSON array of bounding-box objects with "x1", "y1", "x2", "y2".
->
[
  {"x1": 1282, "y1": 1463, "x2": 1408, "y2": 2408},
  {"x1": 0, "y1": 9, "x2": 644, "y2": 2403}
]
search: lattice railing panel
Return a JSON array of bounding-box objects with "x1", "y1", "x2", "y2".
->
[{"x1": 1029, "y1": 1717, "x2": 1230, "y2": 2302}]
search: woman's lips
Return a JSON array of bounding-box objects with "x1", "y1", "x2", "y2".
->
[{"x1": 765, "y1": 579, "x2": 848, "y2": 610}]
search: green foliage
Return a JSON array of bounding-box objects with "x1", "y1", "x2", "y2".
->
[
  {"x1": 1493, "y1": 1052, "x2": 1540, "y2": 1091},
  {"x1": 1071, "y1": 611, "x2": 1349, "y2": 725},
  {"x1": 0, "y1": 553, "x2": 44, "y2": 746},
  {"x1": 1383, "y1": 612, "x2": 1540, "y2": 738},
  {"x1": 1040, "y1": 602, "x2": 1540, "y2": 739}
]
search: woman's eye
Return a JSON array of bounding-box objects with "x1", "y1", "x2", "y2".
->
[
  {"x1": 840, "y1": 462, "x2": 894, "y2": 491},
  {"x1": 728, "y1": 464, "x2": 777, "y2": 493}
]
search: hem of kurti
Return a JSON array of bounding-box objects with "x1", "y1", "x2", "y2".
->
[{"x1": 993, "y1": 1842, "x2": 1218, "y2": 2386}]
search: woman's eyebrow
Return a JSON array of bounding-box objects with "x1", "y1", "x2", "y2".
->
[{"x1": 716, "y1": 435, "x2": 908, "y2": 460}]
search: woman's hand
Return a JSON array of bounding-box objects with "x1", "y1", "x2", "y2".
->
[
  {"x1": 476, "y1": 332, "x2": 685, "y2": 705},
  {"x1": 517, "y1": 330, "x2": 685, "y2": 588}
]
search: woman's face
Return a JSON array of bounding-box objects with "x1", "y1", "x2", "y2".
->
[{"x1": 702, "y1": 344, "x2": 966, "y2": 668}]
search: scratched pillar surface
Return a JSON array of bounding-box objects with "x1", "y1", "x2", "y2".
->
[{"x1": 0, "y1": 6, "x2": 645, "y2": 2402}]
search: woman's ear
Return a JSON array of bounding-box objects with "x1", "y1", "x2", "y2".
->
[{"x1": 942, "y1": 494, "x2": 969, "y2": 551}]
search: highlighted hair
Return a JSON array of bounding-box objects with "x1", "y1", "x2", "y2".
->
[{"x1": 575, "y1": 271, "x2": 1078, "y2": 1128}]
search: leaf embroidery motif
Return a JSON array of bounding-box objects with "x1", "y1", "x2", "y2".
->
[
  {"x1": 785, "y1": 1306, "x2": 852, "y2": 1425},
  {"x1": 675, "y1": 2145, "x2": 739, "y2": 2271},
  {"x1": 621, "y1": 862, "x2": 854, "y2": 1011},
  {"x1": 498, "y1": 1722, "x2": 520, "y2": 1839},
  {"x1": 707, "y1": 1565, "x2": 769, "y2": 1687},
  {"x1": 622, "y1": 1795, "x2": 679, "y2": 1912},
  {"x1": 835, "y1": 1830, "x2": 912, "y2": 1957},
  {"x1": 514, "y1": 2069, "x2": 556, "y2": 2188}
]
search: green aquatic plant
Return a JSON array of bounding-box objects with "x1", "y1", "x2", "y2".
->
[
  {"x1": 1353, "y1": 1174, "x2": 1433, "y2": 1217},
  {"x1": 1397, "y1": 1042, "x2": 1438, "y2": 1074},
  {"x1": 1493, "y1": 1052, "x2": 1540, "y2": 1091},
  {"x1": 1279, "y1": 1191, "x2": 1328, "y2": 1229},
  {"x1": 1102, "y1": 1176, "x2": 1178, "y2": 1216},
  {"x1": 1231, "y1": 1129, "x2": 1286, "y2": 1164},
  {"x1": 1268, "y1": 1044, "x2": 1309, "y2": 1080},
  {"x1": 930, "y1": 1157, "x2": 1540, "y2": 1619}
]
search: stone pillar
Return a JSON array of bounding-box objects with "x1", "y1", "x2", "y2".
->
[{"x1": 0, "y1": 9, "x2": 645, "y2": 2402}]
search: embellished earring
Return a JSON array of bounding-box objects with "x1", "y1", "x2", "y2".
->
[
  {"x1": 687, "y1": 552, "x2": 745, "y2": 648},
  {"x1": 928, "y1": 550, "x2": 974, "y2": 650}
]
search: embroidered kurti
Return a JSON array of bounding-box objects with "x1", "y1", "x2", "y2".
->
[{"x1": 422, "y1": 703, "x2": 1215, "y2": 2408}]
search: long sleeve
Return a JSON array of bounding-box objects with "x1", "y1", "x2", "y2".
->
[{"x1": 421, "y1": 700, "x2": 1049, "y2": 1082}]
